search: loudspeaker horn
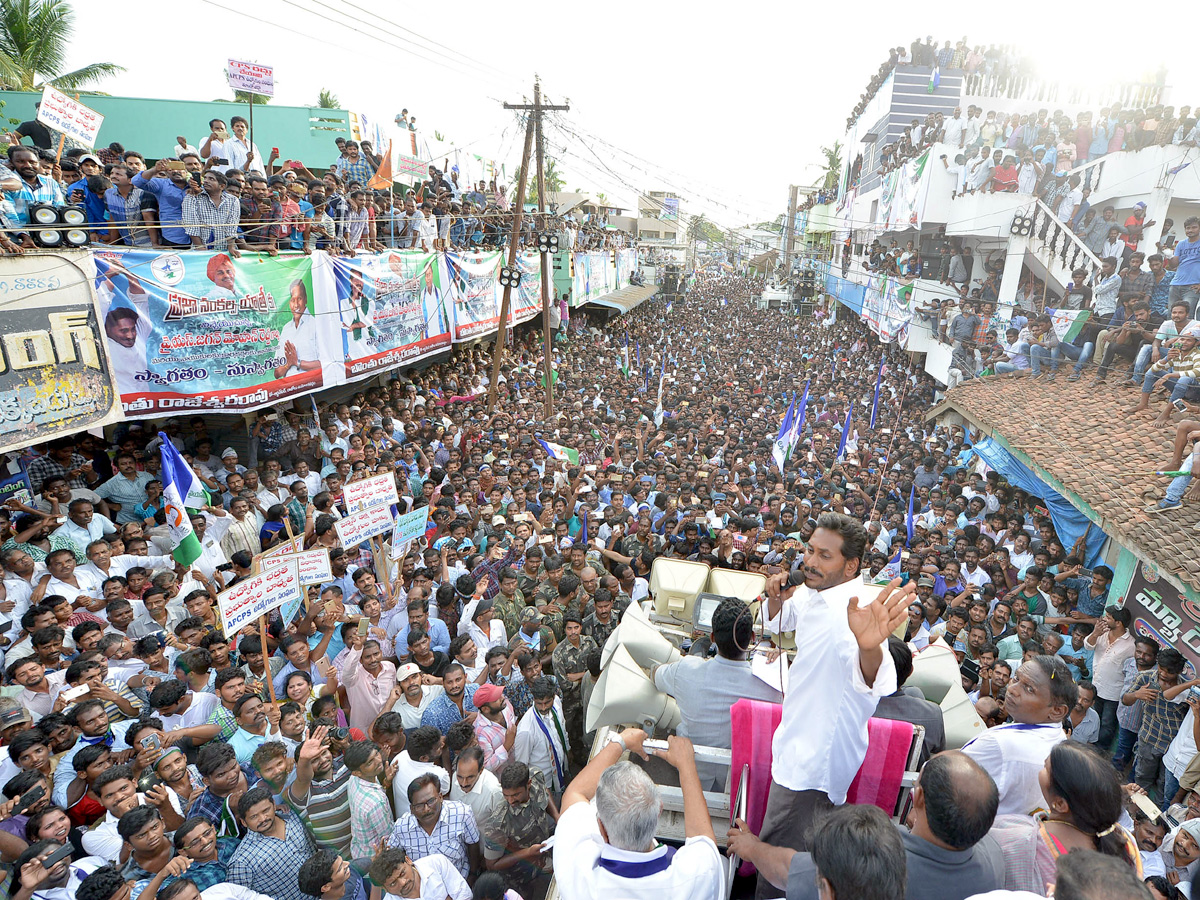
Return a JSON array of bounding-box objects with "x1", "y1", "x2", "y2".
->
[
  {"x1": 600, "y1": 601, "x2": 682, "y2": 670},
  {"x1": 908, "y1": 639, "x2": 986, "y2": 748},
  {"x1": 586, "y1": 643, "x2": 682, "y2": 733}
]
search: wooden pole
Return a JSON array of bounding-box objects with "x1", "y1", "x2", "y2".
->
[
  {"x1": 534, "y1": 80, "x2": 555, "y2": 423},
  {"x1": 248, "y1": 96, "x2": 254, "y2": 166},
  {"x1": 486, "y1": 97, "x2": 536, "y2": 414},
  {"x1": 259, "y1": 614, "x2": 276, "y2": 702}
]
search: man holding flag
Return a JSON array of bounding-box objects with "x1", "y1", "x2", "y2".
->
[
  {"x1": 160, "y1": 433, "x2": 232, "y2": 578},
  {"x1": 772, "y1": 395, "x2": 796, "y2": 473}
]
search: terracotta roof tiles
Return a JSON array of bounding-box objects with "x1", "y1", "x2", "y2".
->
[{"x1": 941, "y1": 375, "x2": 1200, "y2": 592}]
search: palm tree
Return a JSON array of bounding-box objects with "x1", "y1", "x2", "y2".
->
[
  {"x1": 0, "y1": 0, "x2": 123, "y2": 91},
  {"x1": 316, "y1": 88, "x2": 339, "y2": 109},
  {"x1": 820, "y1": 141, "x2": 843, "y2": 192}
]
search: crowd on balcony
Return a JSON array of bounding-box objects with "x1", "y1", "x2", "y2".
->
[
  {"x1": 0, "y1": 114, "x2": 633, "y2": 257},
  {"x1": 848, "y1": 38, "x2": 1167, "y2": 132}
]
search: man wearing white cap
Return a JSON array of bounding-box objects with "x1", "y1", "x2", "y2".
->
[
  {"x1": 391, "y1": 662, "x2": 444, "y2": 730},
  {"x1": 213, "y1": 448, "x2": 246, "y2": 488}
]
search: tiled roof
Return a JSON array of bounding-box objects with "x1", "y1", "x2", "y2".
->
[{"x1": 938, "y1": 376, "x2": 1200, "y2": 593}]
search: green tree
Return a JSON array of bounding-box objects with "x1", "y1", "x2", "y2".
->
[
  {"x1": 0, "y1": 0, "x2": 123, "y2": 91},
  {"x1": 233, "y1": 90, "x2": 269, "y2": 105},
  {"x1": 687, "y1": 214, "x2": 722, "y2": 244},
  {"x1": 820, "y1": 141, "x2": 843, "y2": 192},
  {"x1": 316, "y1": 88, "x2": 339, "y2": 109},
  {"x1": 517, "y1": 157, "x2": 564, "y2": 206}
]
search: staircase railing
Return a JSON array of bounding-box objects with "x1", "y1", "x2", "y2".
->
[{"x1": 1028, "y1": 198, "x2": 1106, "y2": 296}]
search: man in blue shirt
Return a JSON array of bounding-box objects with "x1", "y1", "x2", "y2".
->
[
  {"x1": 1170, "y1": 215, "x2": 1200, "y2": 316},
  {"x1": 133, "y1": 158, "x2": 195, "y2": 248}
]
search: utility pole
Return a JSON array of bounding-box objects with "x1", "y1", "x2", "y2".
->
[
  {"x1": 484, "y1": 103, "x2": 534, "y2": 415},
  {"x1": 782, "y1": 183, "x2": 798, "y2": 279},
  {"x1": 487, "y1": 81, "x2": 569, "y2": 416}
]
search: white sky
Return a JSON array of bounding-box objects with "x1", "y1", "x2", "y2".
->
[{"x1": 60, "y1": 0, "x2": 1200, "y2": 235}]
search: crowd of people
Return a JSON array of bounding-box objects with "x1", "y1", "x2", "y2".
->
[
  {"x1": 0, "y1": 271, "x2": 1195, "y2": 900},
  {"x1": 847, "y1": 38, "x2": 1166, "y2": 133},
  {"x1": 0, "y1": 115, "x2": 631, "y2": 257}
]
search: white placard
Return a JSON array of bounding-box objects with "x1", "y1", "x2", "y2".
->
[
  {"x1": 227, "y1": 59, "x2": 274, "y2": 97},
  {"x1": 36, "y1": 86, "x2": 104, "y2": 148}
]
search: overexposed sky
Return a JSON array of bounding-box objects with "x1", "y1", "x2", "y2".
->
[{"x1": 60, "y1": 0, "x2": 1200, "y2": 234}]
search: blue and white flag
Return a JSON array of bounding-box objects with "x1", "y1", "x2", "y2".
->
[
  {"x1": 537, "y1": 439, "x2": 579, "y2": 465},
  {"x1": 906, "y1": 485, "x2": 916, "y2": 546},
  {"x1": 786, "y1": 381, "x2": 810, "y2": 461},
  {"x1": 159, "y1": 435, "x2": 209, "y2": 567},
  {"x1": 835, "y1": 408, "x2": 852, "y2": 462},
  {"x1": 772, "y1": 394, "x2": 796, "y2": 471}
]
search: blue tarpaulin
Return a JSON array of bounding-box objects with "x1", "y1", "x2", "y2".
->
[{"x1": 970, "y1": 436, "x2": 1108, "y2": 567}]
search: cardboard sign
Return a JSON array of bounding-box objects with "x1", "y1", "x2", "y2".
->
[
  {"x1": 227, "y1": 59, "x2": 274, "y2": 97},
  {"x1": 262, "y1": 548, "x2": 333, "y2": 586},
  {"x1": 390, "y1": 506, "x2": 430, "y2": 559},
  {"x1": 217, "y1": 558, "x2": 301, "y2": 635},
  {"x1": 37, "y1": 86, "x2": 104, "y2": 148},
  {"x1": 343, "y1": 472, "x2": 399, "y2": 514},
  {"x1": 335, "y1": 505, "x2": 395, "y2": 548}
]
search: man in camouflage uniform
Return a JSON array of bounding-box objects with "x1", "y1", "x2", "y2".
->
[
  {"x1": 508, "y1": 607, "x2": 557, "y2": 670},
  {"x1": 529, "y1": 556, "x2": 566, "y2": 637},
  {"x1": 516, "y1": 547, "x2": 544, "y2": 598},
  {"x1": 550, "y1": 614, "x2": 598, "y2": 769},
  {"x1": 481, "y1": 761, "x2": 554, "y2": 897},
  {"x1": 534, "y1": 570, "x2": 583, "y2": 643},
  {"x1": 581, "y1": 588, "x2": 618, "y2": 650},
  {"x1": 492, "y1": 568, "x2": 524, "y2": 640}
]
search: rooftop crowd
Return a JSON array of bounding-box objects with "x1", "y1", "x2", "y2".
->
[
  {"x1": 0, "y1": 272, "x2": 1193, "y2": 900},
  {"x1": 0, "y1": 113, "x2": 630, "y2": 257}
]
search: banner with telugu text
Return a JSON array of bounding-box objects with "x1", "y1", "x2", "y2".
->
[
  {"x1": 77, "y1": 246, "x2": 611, "y2": 419},
  {"x1": 94, "y1": 247, "x2": 327, "y2": 418},
  {"x1": 326, "y1": 250, "x2": 452, "y2": 380}
]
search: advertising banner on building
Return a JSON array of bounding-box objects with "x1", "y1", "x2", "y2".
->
[
  {"x1": 876, "y1": 151, "x2": 931, "y2": 233},
  {"x1": 93, "y1": 248, "x2": 326, "y2": 417},
  {"x1": 861, "y1": 275, "x2": 914, "y2": 344},
  {"x1": 327, "y1": 250, "x2": 451, "y2": 380},
  {"x1": 0, "y1": 254, "x2": 122, "y2": 453},
  {"x1": 1123, "y1": 561, "x2": 1200, "y2": 672},
  {"x1": 572, "y1": 251, "x2": 614, "y2": 308},
  {"x1": 444, "y1": 250, "x2": 502, "y2": 341},
  {"x1": 512, "y1": 252, "x2": 543, "y2": 325}
]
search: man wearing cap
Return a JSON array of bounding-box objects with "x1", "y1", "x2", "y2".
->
[
  {"x1": 213, "y1": 449, "x2": 246, "y2": 488},
  {"x1": 471, "y1": 682, "x2": 517, "y2": 772},
  {"x1": 1123, "y1": 202, "x2": 1158, "y2": 263},
  {"x1": 391, "y1": 662, "x2": 444, "y2": 730}
]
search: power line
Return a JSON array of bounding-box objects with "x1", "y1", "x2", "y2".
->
[{"x1": 332, "y1": 0, "x2": 522, "y2": 85}]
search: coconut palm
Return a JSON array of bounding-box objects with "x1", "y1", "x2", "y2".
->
[
  {"x1": 0, "y1": 0, "x2": 123, "y2": 91},
  {"x1": 316, "y1": 88, "x2": 339, "y2": 109}
]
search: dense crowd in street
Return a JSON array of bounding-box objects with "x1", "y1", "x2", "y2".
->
[{"x1": 0, "y1": 271, "x2": 1195, "y2": 900}]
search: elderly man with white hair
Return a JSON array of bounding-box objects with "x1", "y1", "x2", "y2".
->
[{"x1": 551, "y1": 728, "x2": 724, "y2": 900}]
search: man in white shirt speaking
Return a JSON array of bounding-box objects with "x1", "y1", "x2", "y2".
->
[
  {"x1": 552, "y1": 729, "x2": 724, "y2": 900},
  {"x1": 756, "y1": 512, "x2": 912, "y2": 900}
]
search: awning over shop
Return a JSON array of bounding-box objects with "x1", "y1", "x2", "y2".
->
[{"x1": 588, "y1": 283, "x2": 660, "y2": 314}]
